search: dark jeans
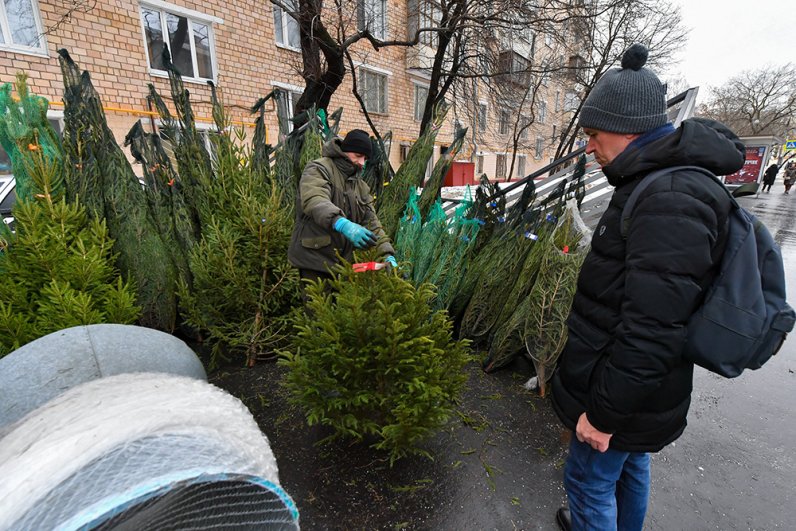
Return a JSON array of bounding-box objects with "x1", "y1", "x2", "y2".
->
[{"x1": 563, "y1": 437, "x2": 650, "y2": 531}]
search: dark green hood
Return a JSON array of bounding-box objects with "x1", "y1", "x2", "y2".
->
[{"x1": 322, "y1": 138, "x2": 359, "y2": 177}]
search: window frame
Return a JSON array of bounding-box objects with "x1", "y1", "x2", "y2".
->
[
  {"x1": 139, "y1": 0, "x2": 221, "y2": 85},
  {"x1": 358, "y1": 0, "x2": 388, "y2": 40},
  {"x1": 418, "y1": 0, "x2": 442, "y2": 47},
  {"x1": 273, "y1": 0, "x2": 301, "y2": 51},
  {"x1": 538, "y1": 100, "x2": 547, "y2": 124},
  {"x1": 535, "y1": 136, "x2": 544, "y2": 159},
  {"x1": 413, "y1": 82, "x2": 429, "y2": 122},
  {"x1": 273, "y1": 81, "x2": 304, "y2": 135},
  {"x1": 517, "y1": 154, "x2": 526, "y2": 178},
  {"x1": 358, "y1": 65, "x2": 390, "y2": 115},
  {"x1": 477, "y1": 102, "x2": 487, "y2": 133},
  {"x1": 495, "y1": 153, "x2": 507, "y2": 179},
  {"x1": 498, "y1": 110, "x2": 510, "y2": 136},
  {"x1": 0, "y1": 0, "x2": 48, "y2": 56}
]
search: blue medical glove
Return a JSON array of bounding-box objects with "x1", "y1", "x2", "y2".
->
[
  {"x1": 384, "y1": 255, "x2": 398, "y2": 271},
  {"x1": 334, "y1": 217, "x2": 377, "y2": 249}
]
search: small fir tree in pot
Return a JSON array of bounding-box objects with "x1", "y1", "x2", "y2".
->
[{"x1": 280, "y1": 253, "x2": 471, "y2": 464}]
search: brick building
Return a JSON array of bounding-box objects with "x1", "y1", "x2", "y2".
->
[{"x1": 1, "y1": 0, "x2": 580, "y2": 183}]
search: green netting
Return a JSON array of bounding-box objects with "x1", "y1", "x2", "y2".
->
[
  {"x1": 58, "y1": 49, "x2": 178, "y2": 332},
  {"x1": 394, "y1": 189, "x2": 422, "y2": 265},
  {"x1": 377, "y1": 104, "x2": 447, "y2": 239},
  {"x1": 0, "y1": 74, "x2": 64, "y2": 203},
  {"x1": 362, "y1": 132, "x2": 392, "y2": 201},
  {"x1": 484, "y1": 157, "x2": 588, "y2": 374},
  {"x1": 524, "y1": 201, "x2": 589, "y2": 395},
  {"x1": 416, "y1": 123, "x2": 467, "y2": 221}
]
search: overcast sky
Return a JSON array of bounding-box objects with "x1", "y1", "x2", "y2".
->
[{"x1": 667, "y1": 0, "x2": 795, "y2": 93}]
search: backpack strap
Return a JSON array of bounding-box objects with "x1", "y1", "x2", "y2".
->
[{"x1": 620, "y1": 165, "x2": 728, "y2": 239}]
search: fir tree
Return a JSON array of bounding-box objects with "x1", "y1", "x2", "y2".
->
[
  {"x1": 0, "y1": 137, "x2": 139, "y2": 356},
  {"x1": 280, "y1": 253, "x2": 471, "y2": 465},
  {"x1": 177, "y1": 97, "x2": 299, "y2": 367}
]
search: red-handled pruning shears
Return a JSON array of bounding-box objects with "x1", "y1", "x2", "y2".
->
[{"x1": 352, "y1": 261, "x2": 388, "y2": 273}]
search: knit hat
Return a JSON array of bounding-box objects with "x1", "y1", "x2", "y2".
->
[
  {"x1": 340, "y1": 129, "x2": 372, "y2": 159},
  {"x1": 578, "y1": 44, "x2": 668, "y2": 134}
]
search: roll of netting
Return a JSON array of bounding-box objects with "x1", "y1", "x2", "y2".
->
[{"x1": 0, "y1": 373, "x2": 299, "y2": 530}]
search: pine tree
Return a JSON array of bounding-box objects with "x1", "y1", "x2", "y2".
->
[
  {"x1": 177, "y1": 95, "x2": 299, "y2": 367},
  {"x1": 280, "y1": 253, "x2": 471, "y2": 464},
  {"x1": 0, "y1": 136, "x2": 139, "y2": 356}
]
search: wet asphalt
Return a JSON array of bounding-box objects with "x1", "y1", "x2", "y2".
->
[{"x1": 212, "y1": 186, "x2": 796, "y2": 531}]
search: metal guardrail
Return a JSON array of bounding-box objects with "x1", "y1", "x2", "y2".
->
[{"x1": 440, "y1": 87, "x2": 700, "y2": 229}]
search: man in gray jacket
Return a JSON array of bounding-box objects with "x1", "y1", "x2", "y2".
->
[{"x1": 288, "y1": 129, "x2": 395, "y2": 293}]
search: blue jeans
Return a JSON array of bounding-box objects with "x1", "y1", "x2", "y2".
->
[{"x1": 563, "y1": 437, "x2": 650, "y2": 531}]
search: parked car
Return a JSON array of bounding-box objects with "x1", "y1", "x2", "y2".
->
[{"x1": 0, "y1": 175, "x2": 14, "y2": 230}]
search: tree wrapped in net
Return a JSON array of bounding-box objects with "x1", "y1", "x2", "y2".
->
[
  {"x1": 377, "y1": 104, "x2": 447, "y2": 239},
  {"x1": 58, "y1": 49, "x2": 178, "y2": 332},
  {"x1": 0, "y1": 73, "x2": 63, "y2": 203}
]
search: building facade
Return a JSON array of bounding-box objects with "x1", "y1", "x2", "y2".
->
[{"x1": 1, "y1": 0, "x2": 580, "y2": 183}]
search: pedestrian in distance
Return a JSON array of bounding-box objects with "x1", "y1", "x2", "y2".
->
[
  {"x1": 551, "y1": 43, "x2": 744, "y2": 531},
  {"x1": 762, "y1": 163, "x2": 778, "y2": 192},
  {"x1": 288, "y1": 129, "x2": 397, "y2": 299},
  {"x1": 784, "y1": 162, "x2": 796, "y2": 194}
]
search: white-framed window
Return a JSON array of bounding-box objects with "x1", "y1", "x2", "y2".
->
[
  {"x1": 564, "y1": 91, "x2": 579, "y2": 112},
  {"x1": 400, "y1": 143, "x2": 411, "y2": 163},
  {"x1": 140, "y1": 1, "x2": 220, "y2": 82},
  {"x1": 477, "y1": 102, "x2": 487, "y2": 132},
  {"x1": 358, "y1": 0, "x2": 387, "y2": 40},
  {"x1": 273, "y1": 81, "x2": 303, "y2": 135},
  {"x1": 554, "y1": 90, "x2": 560, "y2": 112},
  {"x1": 418, "y1": 0, "x2": 441, "y2": 47},
  {"x1": 496, "y1": 154, "x2": 507, "y2": 179},
  {"x1": 538, "y1": 100, "x2": 547, "y2": 124},
  {"x1": 519, "y1": 115, "x2": 529, "y2": 140},
  {"x1": 517, "y1": 154, "x2": 526, "y2": 178},
  {"x1": 535, "y1": 136, "x2": 544, "y2": 159},
  {"x1": 552, "y1": 124, "x2": 557, "y2": 142},
  {"x1": 499, "y1": 110, "x2": 510, "y2": 135},
  {"x1": 413, "y1": 83, "x2": 429, "y2": 122},
  {"x1": 476, "y1": 154, "x2": 484, "y2": 175},
  {"x1": 273, "y1": 0, "x2": 300, "y2": 50},
  {"x1": 359, "y1": 67, "x2": 388, "y2": 114},
  {"x1": 0, "y1": 0, "x2": 47, "y2": 55}
]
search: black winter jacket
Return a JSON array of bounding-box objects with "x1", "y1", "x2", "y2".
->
[{"x1": 551, "y1": 118, "x2": 745, "y2": 452}]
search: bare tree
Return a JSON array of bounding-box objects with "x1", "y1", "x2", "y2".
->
[
  {"x1": 698, "y1": 64, "x2": 796, "y2": 138},
  {"x1": 270, "y1": 0, "x2": 419, "y2": 125},
  {"x1": 552, "y1": 0, "x2": 688, "y2": 160}
]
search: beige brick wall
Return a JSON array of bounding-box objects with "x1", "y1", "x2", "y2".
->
[{"x1": 1, "y1": 0, "x2": 575, "y2": 181}]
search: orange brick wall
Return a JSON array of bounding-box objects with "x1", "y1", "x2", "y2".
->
[{"x1": 1, "y1": 0, "x2": 573, "y2": 180}]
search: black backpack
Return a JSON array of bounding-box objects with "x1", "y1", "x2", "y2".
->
[{"x1": 622, "y1": 166, "x2": 795, "y2": 377}]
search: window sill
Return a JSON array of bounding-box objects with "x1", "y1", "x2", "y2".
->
[
  {"x1": 148, "y1": 69, "x2": 215, "y2": 86},
  {"x1": 275, "y1": 42, "x2": 301, "y2": 53},
  {"x1": 360, "y1": 109, "x2": 389, "y2": 117},
  {"x1": 0, "y1": 44, "x2": 49, "y2": 58}
]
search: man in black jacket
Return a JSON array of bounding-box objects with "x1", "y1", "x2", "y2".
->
[{"x1": 552, "y1": 44, "x2": 744, "y2": 531}]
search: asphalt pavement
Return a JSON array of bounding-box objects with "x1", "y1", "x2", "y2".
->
[{"x1": 213, "y1": 185, "x2": 796, "y2": 530}]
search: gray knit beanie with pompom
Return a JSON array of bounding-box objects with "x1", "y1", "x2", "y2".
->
[{"x1": 578, "y1": 43, "x2": 668, "y2": 133}]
